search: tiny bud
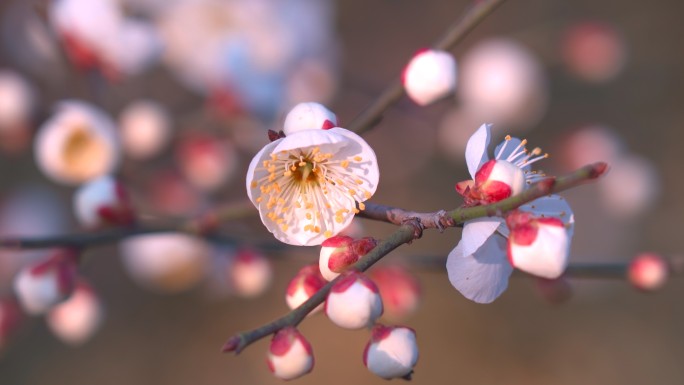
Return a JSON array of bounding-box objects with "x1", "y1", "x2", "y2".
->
[
  {"x1": 325, "y1": 271, "x2": 383, "y2": 330},
  {"x1": 364, "y1": 324, "x2": 419, "y2": 380},
  {"x1": 73, "y1": 175, "x2": 134, "y2": 228},
  {"x1": 47, "y1": 281, "x2": 103, "y2": 345},
  {"x1": 535, "y1": 276, "x2": 573, "y2": 304},
  {"x1": 368, "y1": 265, "x2": 421, "y2": 321},
  {"x1": 283, "y1": 102, "x2": 338, "y2": 135},
  {"x1": 221, "y1": 336, "x2": 240, "y2": 353},
  {"x1": 474, "y1": 159, "x2": 525, "y2": 203},
  {"x1": 319, "y1": 235, "x2": 356, "y2": 281},
  {"x1": 403, "y1": 49, "x2": 457, "y2": 106},
  {"x1": 267, "y1": 327, "x2": 314, "y2": 381},
  {"x1": 228, "y1": 249, "x2": 272, "y2": 298},
  {"x1": 507, "y1": 211, "x2": 570, "y2": 279},
  {"x1": 628, "y1": 253, "x2": 668, "y2": 292},
  {"x1": 286, "y1": 264, "x2": 327, "y2": 313},
  {"x1": 13, "y1": 251, "x2": 78, "y2": 315}
]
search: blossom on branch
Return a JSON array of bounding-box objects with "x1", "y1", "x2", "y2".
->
[
  {"x1": 447, "y1": 124, "x2": 574, "y2": 303},
  {"x1": 246, "y1": 105, "x2": 379, "y2": 246}
]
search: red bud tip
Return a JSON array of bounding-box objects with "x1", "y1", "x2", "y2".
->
[
  {"x1": 221, "y1": 336, "x2": 241, "y2": 353},
  {"x1": 537, "y1": 177, "x2": 556, "y2": 193},
  {"x1": 589, "y1": 162, "x2": 609, "y2": 178}
]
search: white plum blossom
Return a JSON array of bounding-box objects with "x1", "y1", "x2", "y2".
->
[
  {"x1": 325, "y1": 271, "x2": 383, "y2": 330},
  {"x1": 403, "y1": 49, "x2": 457, "y2": 106},
  {"x1": 447, "y1": 124, "x2": 574, "y2": 303},
  {"x1": 246, "y1": 116, "x2": 379, "y2": 246}
]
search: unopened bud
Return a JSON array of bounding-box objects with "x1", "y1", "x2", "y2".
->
[
  {"x1": 319, "y1": 235, "x2": 355, "y2": 281},
  {"x1": 47, "y1": 281, "x2": 103, "y2": 345},
  {"x1": 627, "y1": 253, "x2": 668, "y2": 292},
  {"x1": 229, "y1": 249, "x2": 272, "y2": 298},
  {"x1": 286, "y1": 264, "x2": 327, "y2": 313},
  {"x1": 283, "y1": 102, "x2": 338, "y2": 135},
  {"x1": 474, "y1": 159, "x2": 525, "y2": 203},
  {"x1": 364, "y1": 324, "x2": 419, "y2": 380},
  {"x1": 368, "y1": 265, "x2": 421, "y2": 320},
  {"x1": 13, "y1": 250, "x2": 78, "y2": 314},
  {"x1": 267, "y1": 327, "x2": 314, "y2": 380},
  {"x1": 403, "y1": 49, "x2": 457, "y2": 106},
  {"x1": 74, "y1": 175, "x2": 134, "y2": 228},
  {"x1": 325, "y1": 271, "x2": 383, "y2": 330},
  {"x1": 507, "y1": 211, "x2": 570, "y2": 279}
]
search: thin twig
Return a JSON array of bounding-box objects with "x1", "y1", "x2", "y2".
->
[{"x1": 347, "y1": 0, "x2": 508, "y2": 134}]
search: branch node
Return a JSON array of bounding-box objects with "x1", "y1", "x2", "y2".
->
[{"x1": 401, "y1": 218, "x2": 424, "y2": 241}]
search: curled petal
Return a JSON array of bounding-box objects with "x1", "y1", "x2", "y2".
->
[
  {"x1": 446, "y1": 235, "x2": 512, "y2": 304},
  {"x1": 461, "y1": 218, "x2": 503, "y2": 257},
  {"x1": 465, "y1": 123, "x2": 491, "y2": 179}
]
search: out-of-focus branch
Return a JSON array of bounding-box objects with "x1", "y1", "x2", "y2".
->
[{"x1": 347, "y1": 0, "x2": 508, "y2": 135}]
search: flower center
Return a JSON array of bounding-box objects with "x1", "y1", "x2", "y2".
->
[{"x1": 251, "y1": 146, "x2": 371, "y2": 238}]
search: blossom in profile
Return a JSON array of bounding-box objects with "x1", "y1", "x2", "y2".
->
[
  {"x1": 13, "y1": 250, "x2": 79, "y2": 315},
  {"x1": 227, "y1": 249, "x2": 272, "y2": 298},
  {"x1": 34, "y1": 101, "x2": 120, "y2": 185},
  {"x1": 246, "y1": 104, "x2": 379, "y2": 246},
  {"x1": 325, "y1": 271, "x2": 383, "y2": 330},
  {"x1": 47, "y1": 280, "x2": 103, "y2": 345},
  {"x1": 73, "y1": 175, "x2": 134, "y2": 228},
  {"x1": 447, "y1": 124, "x2": 574, "y2": 303}
]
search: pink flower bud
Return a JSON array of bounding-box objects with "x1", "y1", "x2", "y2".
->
[
  {"x1": 319, "y1": 235, "x2": 355, "y2": 281},
  {"x1": 286, "y1": 264, "x2": 327, "y2": 313},
  {"x1": 267, "y1": 327, "x2": 314, "y2": 381},
  {"x1": 403, "y1": 49, "x2": 457, "y2": 106},
  {"x1": 368, "y1": 265, "x2": 421, "y2": 321},
  {"x1": 562, "y1": 21, "x2": 625, "y2": 83},
  {"x1": 325, "y1": 271, "x2": 383, "y2": 330},
  {"x1": 0, "y1": 298, "x2": 23, "y2": 349},
  {"x1": 176, "y1": 133, "x2": 237, "y2": 192},
  {"x1": 73, "y1": 175, "x2": 134, "y2": 228},
  {"x1": 363, "y1": 324, "x2": 419, "y2": 380},
  {"x1": 13, "y1": 251, "x2": 78, "y2": 315},
  {"x1": 119, "y1": 100, "x2": 171, "y2": 160},
  {"x1": 473, "y1": 159, "x2": 525, "y2": 203},
  {"x1": 283, "y1": 102, "x2": 338, "y2": 136},
  {"x1": 47, "y1": 281, "x2": 103, "y2": 345},
  {"x1": 507, "y1": 211, "x2": 570, "y2": 279},
  {"x1": 627, "y1": 253, "x2": 668, "y2": 292},
  {"x1": 228, "y1": 249, "x2": 272, "y2": 298}
]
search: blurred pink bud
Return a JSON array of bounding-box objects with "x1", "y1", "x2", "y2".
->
[
  {"x1": 285, "y1": 264, "x2": 327, "y2": 313},
  {"x1": 598, "y1": 155, "x2": 659, "y2": 218},
  {"x1": 363, "y1": 324, "x2": 418, "y2": 380},
  {"x1": 535, "y1": 276, "x2": 573, "y2": 304},
  {"x1": 119, "y1": 100, "x2": 171, "y2": 160},
  {"x1": 559, "y1": 125, "x2": 623, "y2": 171},
  {"x1": 0, "y1": 70, "x2": 34, "y2": 154},
  {"x1": 145, "y1": 170, "x2": 202, "y2": 216},
  {"x1": 13, "y1": 250, "x2": 78, "y2": 315},
  {"x1": 283, "y1": 102, "x2": 338, "y2": 136},
  {"x1": 267, "y1": 327, "x2": 314, "y2": 380},
  {"x1": 176, "y1": 133, "x2": 237, "y2": 192},
  {"x1": 562, "y1": 21, "x2": 626, "y2": 83},
  {"x1": 74, "y1": 175, "x2": 134, "y2": 228},
  {"x1": 628, "y1": 253, "x2": 668, "y2": 292},
  {"x1": 120, "y1": 233, "x2": 210, "y2": 293},
  {"x1": 47, "y1": 281, "x2": 103, "y2": 345},
  {"x1": 228, "y1": 249, "x2": 272, "y2": 298},
  {"x1": 325, "y1": 271, "x2": 383, "y2": 330},
  {"x1": 319, "y1": 235, "x2": 355, "y2": 281},
  {"x1": 34, "y1": 101, "x2": 120, "y2": 185},
  {"x1": 0, "y1": 298, "x2": 23, "y2": 349},
  {"x1": 368, "y1": 265, "x2": 421, "y2": 321},
  {"x1": 459, "y1": 39, "x2": 547, "y2": 128},
  {"x1": 507, "y1": 211, "x2": 570, "y2": 279},
  {"x1": 403, "y1": 49, "x2": 457, "y2": 106}
]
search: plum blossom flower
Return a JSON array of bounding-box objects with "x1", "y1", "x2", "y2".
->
[
  {"x1": 447, "y1": 124, "x2": 574, "y2": 303},
  {"x1": 246, "y1": 114, "x2": 379, "y2": 246}
]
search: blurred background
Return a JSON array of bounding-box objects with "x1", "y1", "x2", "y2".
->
[{"x1": 1, "y1": 0, "x2": 684, "y2": 384}]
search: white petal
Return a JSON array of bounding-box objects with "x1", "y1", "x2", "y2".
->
[
  {"x1": 520, "y1": 195, "x2": 575, "y2": 237},
  {"x1": 328, "y1": 127, "x2": 380, "y2": 199},
  {"x1": 245, "y1": 139, "x2": 280, "y2": 205},
  {"x1": 273, "y1": 129, "x2": 347, "y2": 153},
  {"x1": 461, "y1": 218, "x2": 503, "y2": 257},
  {"x1": 446, "y1": 235, "x2": 512, "y2": 304},
  {"x1": 465, "y1": 123, "x2": 491, "y2": 178}
]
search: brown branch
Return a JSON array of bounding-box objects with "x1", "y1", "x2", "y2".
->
[{"x1": 347, "y1": 0, "x2": 508, "y2": 134}]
